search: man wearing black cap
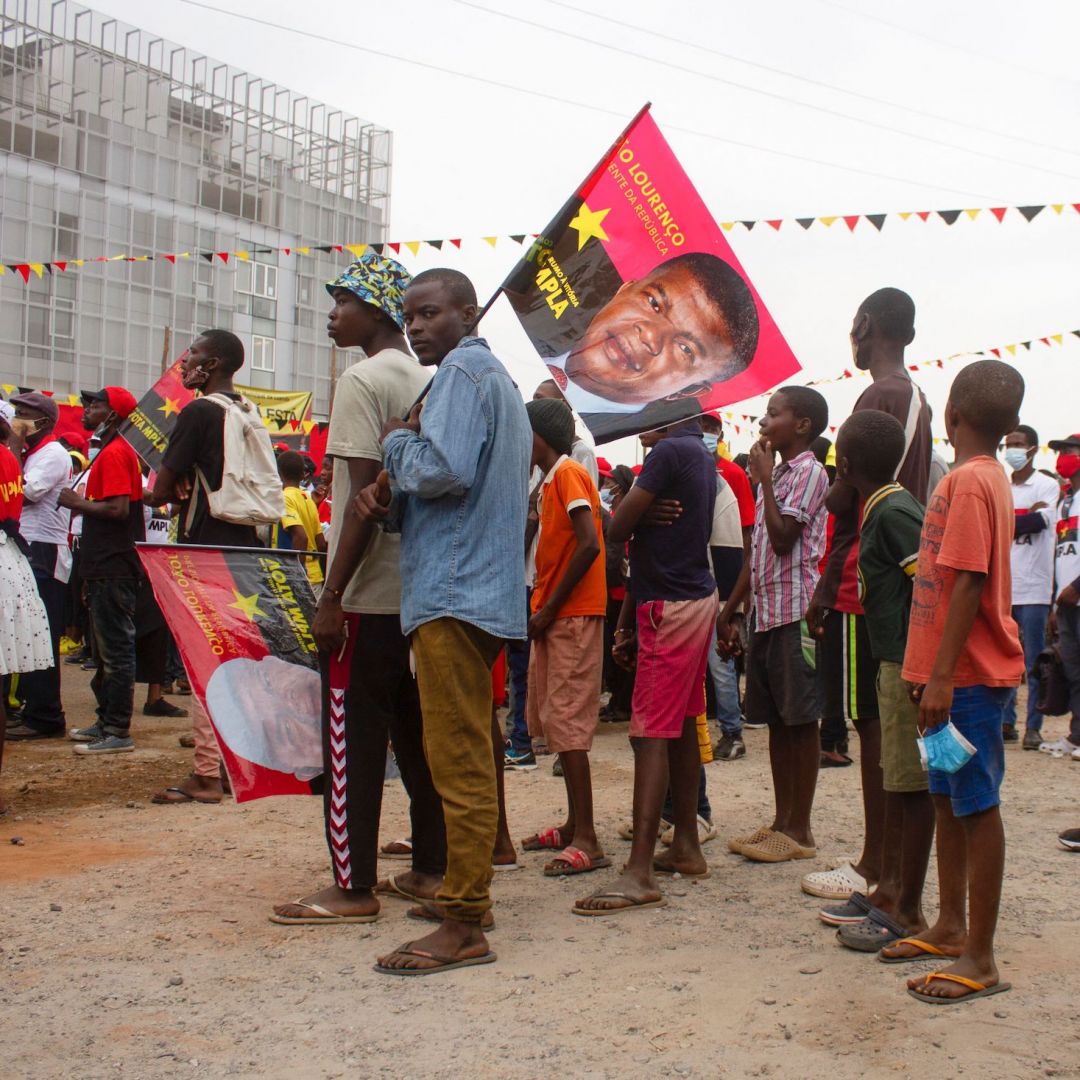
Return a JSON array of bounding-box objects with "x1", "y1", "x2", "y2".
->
[
  {"x1": 58, "y1": 388, "x2": 145, "y2": 754},
  {"x1": 1044, "y1": 433, "x2": 1080, "y2": 757},
  {"x1": 6, "y1": 391, "x2": 71, "y2": 741}
]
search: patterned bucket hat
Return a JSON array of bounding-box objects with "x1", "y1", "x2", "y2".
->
[{"x1": 325, "y1": 252, "x2": 413, "y2": 330}]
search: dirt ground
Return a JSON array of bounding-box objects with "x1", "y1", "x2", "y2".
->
[{"x1": 2, "y1": 666, "x2": 1078, "y2": 1080}]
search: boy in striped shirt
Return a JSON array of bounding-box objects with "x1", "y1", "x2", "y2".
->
[{"x1": 718, "y1": 386, "x2": 829, "y2": 863}]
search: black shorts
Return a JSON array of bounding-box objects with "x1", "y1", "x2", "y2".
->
[
  {"x1": 819, "y1": 611, "x2": 879, "y2": 725},
  {"x1": 745, "y1": 618, "x2": 821, "y2": 728}
]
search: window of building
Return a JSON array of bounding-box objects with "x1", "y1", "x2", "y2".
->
[{"x1": 251, "y1": 335, "x2": 275, "y2": 372}]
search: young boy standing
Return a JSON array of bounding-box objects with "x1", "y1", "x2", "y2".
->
[
  {"x1": 272, "y1": 450, "x2": 327, "y2": 590},
  {"x1": 826, "y1": 411, "x2": 934, "y2": 955},
  {"x1": 574, "y1": 418, "x2": 717, "y2": 915},
  {"x1": 520, "y1": 398, "x2": 609, "y2": 875},
  {"x1": 902, "y1": 359, "x2": 1025, "y2": 1003},
  {"x1": 718, "y1": 387, "x2": 830, "y2": 863}
]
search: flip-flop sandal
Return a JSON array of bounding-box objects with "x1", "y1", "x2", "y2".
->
[
  {"x1": 406, "y1": 903, "x2": 496, "y2": 931},
  {"x1": 818, "y1": 891, "x2": 874, "y2": 926},
  {"x1": 571, "y1": 892, "x2": 669, "y2": 917},
  {"x1": 652, "y1": 860, "x2": 710, "y2": 879},
  {"x1": 374, "y1": 874, "x2": 428, "y2": 904},
  {"x1": 728, "y1": 825, "x2": 773, "y2": 854},
  {"x1": 907, "y1": 972, "x2": 1011, "y2": 1004},
  {"x1": 741, "y1": 831, "x2": 817, "y2": 863},
  {"x1": 543, "y1": 846, "x2": 612, "y2": 877},
  {"x1": 836, "y1": 917, "x2": 903, "y2": 952},
  {"x1": 522, "y1": 826, "x2": 568, "y2": 851},
  {"x1": 374, "y1": 941, "x2": 497, "y2": 976},
  {"x1": 380, "y1": 838, "x2": 413, "y2": 860},
  {"x1": 151, "y1": 786, "x2": 222, "y2": 805},
  {"x1": 878, "y1": 937, "x2": 962, "y2": 964},
  {"x1": 269, "y1": 900, "x2": 379, "y2": 925}
]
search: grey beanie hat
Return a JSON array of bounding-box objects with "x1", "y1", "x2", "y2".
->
[{"x1": 526, "y1": 397, "x2": 575, "y2": 456}]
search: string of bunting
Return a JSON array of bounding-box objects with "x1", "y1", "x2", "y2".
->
[
  {"x1": 2, "y1": 200, "x2": 1080, "y2": 284},
  {"x1": 719, "y1": 327, "x2": 1080, "y2": 441}
]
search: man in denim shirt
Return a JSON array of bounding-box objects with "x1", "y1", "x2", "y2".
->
[{"x1": 355, "y1": 268, "x2": 530, "y2": 974}]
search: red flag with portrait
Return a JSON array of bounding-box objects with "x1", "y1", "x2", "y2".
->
[{"x1": 502, "y1": 105, "x2": 800, "y2": 443}]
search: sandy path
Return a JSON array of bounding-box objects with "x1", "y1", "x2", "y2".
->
[{"x1": 2, "y1": 668, "x2": 1078, "y2": 1079}]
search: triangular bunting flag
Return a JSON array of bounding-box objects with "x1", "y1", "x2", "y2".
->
[
  {"x1": 297, "y1": 247, "x2": 310, "y2": 255},
  {"x1": 1017, "y1": 205, "x2": 1044, "y2": 222},
  {"x1": 369, "y1": 243, "x2": 384, "y2": 255},
  {"x1": 427, "y1": 240, "x2": 443, "y2": 250},
  {"x1": 818, "y1": 216, "x2": 837, "y2": 227},
  {"x1": 449, "y1": 239, "x2": 462, "y2": 249},
  {"x1": 1005, "y1": 344, "x2": 1017, "y2": 356},
  {"x1": 843, "y1": 215, "x2": 860, "y2": 231},
  {"x1": 388, "y1": 242, "x2": 401, "y2": 254},
  {"x1": 796, "y1": 218, "x2": 815, "y2": 229},
  {"x1": 937, "y1": 210, "x2": 962, "y2": 225},
  {"x1": 990, "y1": 207, "x2": 1007, "y2": 222},
  {"x1": 234, "y1": 251, "x2": 250, "y2": 261},
  {"x1": 302, "y1": 420, "x2": 316, "y2": 435},
  {"x1": 163, "y1": 254, "x2": 176, "y2": 264},
  {"x1": 916, "y1": 212, "x2": 930, "y2": 222},
  {"x1": 866, "y1": 214, "x2": 886, "y2": 231},
  {"x1": 404, "y1": 241, "x2": 421, "y2": 257},
  {"x1": 740, "y1": 221, "x2": 756, "y2": 231},
  {"x1": 898, "y1": 212, "x2": 913, "y2": 221},
  {"x1": 964, "y1": 209, "x2": 981, "y2": 221},
  {"x1": 345, "y1": 244, "x2": 367, "y2": 258},
  {"x1": 333, "y1": 245, "x2": 344, "y2": 253},
  {"x1": 53, "y1": 261, "x2": 67, "y2": 273},
  {"x1": 216, "y1": 252, "x2": 229, "y2": 264},
  {"x1": 29, "y1": 263, "x2": 44, "y2": 278},
  {"x1": 289, "y1": 419, "x2": 299, "y2": 431},
  {"x1": 14, "y1": 265, "x2": 30, "y2": 283},
  {"x1": 483, "y1": 236, "x2": 498, "y2": 248},
  {"x1": 200, "y1": 252, "x2": 214, "y2": 262},
  {"x1": 0, "y1": 265, "x2": 5, "y2": 275},
  {"x1": 72, "y1": 259, "x2": 84, "y2": 267},
  {"x1": 315, "y1": 245, "x2": 334, "y2": 253},
  {"x1": 1052, "y1": 333, "x2": 1063, "y2": 345},
  {"x1": 1021, "y1": 341, "x2": 1031, "y2": 350},
  {"x1": 282, "y1": 248, "x2": 292, "y2": 256},
  {"x1": 720, "y1": 222, "x2": 735, "y2": 231},
  {"x1": 510, "y1": 234, "x2": 526, "y2": 244},
  {"x1": 766, "y1": 220, "x2": 782, "y2": 231},
  {"x1": 1039, "y1": 337, "x2": 1050, "y2": 346},
  {"x1": 990, "y1": 348, "x2": 1001, "y2": 358},
  {"x1": 1051, "y1": 204, "x2": 1065, "y2": 214}
]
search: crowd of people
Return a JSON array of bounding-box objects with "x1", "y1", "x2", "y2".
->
[{"x1": 2, "y1": 256, "x2": 1079, "y2": 1000}]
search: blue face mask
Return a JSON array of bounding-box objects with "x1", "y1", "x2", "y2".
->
[
  {"x1": 917, "y1": 720, "x2": 977, "y2": 774},
  {"x1": 1004, "y1": 447, "x2": 1031, "y2": 471},
  {"x1": 599, "y1": 488, "x2": 615, "y2": 510},
  {"x1": 702, "y1": 433, "x2": 719, "y2": 453}
]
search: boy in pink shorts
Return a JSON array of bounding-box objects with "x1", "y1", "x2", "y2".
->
[
  {"x1": 575, "y1": 418, "x2": 718, "y2": 916},
  {"x1": 519, "y1": 399, "x2": 609, "y2": 876}
]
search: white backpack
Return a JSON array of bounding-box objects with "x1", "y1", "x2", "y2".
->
[{"x1": 187, "y1": 393, "x2": 284, "y2": 528}]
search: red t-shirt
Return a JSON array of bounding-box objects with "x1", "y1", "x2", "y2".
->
[
  {"x1": 81, "y1": 436, "x2": 146, "y2": 580},
  {"x1": 901, "y1": 456, "x2": 1023, "y2": 688},
  {"x1": 0, "y1": 444, "x2": 24, "y2": 522},
  {"x1": 717, "y1": 456, "x2": 755, "y2": 529}
]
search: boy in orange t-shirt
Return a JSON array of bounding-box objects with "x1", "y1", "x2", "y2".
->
[
  {"x1": 520, "y1": 398, "x2": 609, "y2": 877},
  {"x1": 900, "y1": 360, "x2": 1024, "y2": 1003}
]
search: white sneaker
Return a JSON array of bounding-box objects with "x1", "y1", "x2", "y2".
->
[
  {"x1": 1072, "y1": 746, "x2": 1080, "y2": 762},
  {"x1": 660, "y1": 814, "x2": 716, "y2": 847},
  {"x1": 800, "y1": 861, "x2": 868, "y2": 900},
  {"x1": 1038, "y1": 736, "x2": 1078, "y2": 758}
]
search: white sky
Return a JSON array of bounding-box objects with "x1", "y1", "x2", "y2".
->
[{"x1": 95, "y1": 0, "x2": 1080, "y2": 466}]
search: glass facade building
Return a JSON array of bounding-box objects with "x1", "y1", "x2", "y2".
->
[{"x1": 0, "y1": 0, "x2": 391, "y2": 416}]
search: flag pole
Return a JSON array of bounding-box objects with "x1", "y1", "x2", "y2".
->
[{"x1": 402, "y1": 102, "x2": 653, "y2": 419}]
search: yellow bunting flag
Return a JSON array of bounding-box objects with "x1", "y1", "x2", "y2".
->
[
  {"x1": 720, "y1": 222, "x2": 735, "y2": 231},
  {"x1": 818, "y1": 216, "x2": 837, "y2": 227},
  {"x1": 1052, "y1": 333, "x2": 1063, "y2": 345},
  {"x1": 1005, "y1": 344, "x2": 1017, "y2": 355},
  {"x1": 404, "y1": 241, "x2": 421, "y2": 257},
  {"x1": 898, "y1": 212, "x2": 913, "y2": 221},
  {"x1": 234, "y1": 251, "x2": 250, "y2": 261},
  {"x1": 964, "y1": 209, "x2": 981, "y2": 220},
  {"x1": 483, "y1": 237, "x2": 498, "y2": 248},
  {"x1": 345, "y1": 244, "x2": 367, "y2": 258},
  {"x1": 29, "y1": 263, "x2": 44, "y2": 278}
]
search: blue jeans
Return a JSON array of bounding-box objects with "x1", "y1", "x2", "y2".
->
[
  {"x1": 1056, "y1": 605, "x2": 1080, "y2": 746},
  {"x1": 1004, "y1": 603, "x2": 1050, "y2": 732},
  {"x1": 708, "y1": 623, "x2": 742, "y2": 736},
  {"x1": 505, "y1": 588, "x2": 532, "y2": 754},
  {"x1": 87, "y1": 578, "x2": 138, "y2": 738}
]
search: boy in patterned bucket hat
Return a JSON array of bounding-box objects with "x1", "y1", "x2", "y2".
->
[{"x1": 270, "y1": 252, "x2": 450, "y2": 930}]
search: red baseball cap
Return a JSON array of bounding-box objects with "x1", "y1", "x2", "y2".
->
[
  {"x1": 596, "y1": 456, "x2": 614, "y2": 480},
  {"x1": 631, "y1": 463, "x2": 643, "y2": 475},
  {"x1": 61, "y1": 431, "x2": 89, "y2": 454},
  {"x1": 82, "y1": 386, "x2": 138, "y2": 420}
]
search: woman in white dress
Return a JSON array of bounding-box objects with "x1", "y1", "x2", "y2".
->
[{"x1": 0, "y1": 401, "x2": 54, "y2": 815}]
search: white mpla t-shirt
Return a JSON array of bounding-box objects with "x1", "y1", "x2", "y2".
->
[
  {"x1": 1010, "y1": 471, "x2": 1061, "y2": 605},
  {"x1": 1056, "y1": 489, "x2": 1080, "y2": 602},
  {"x1": 325, "y1": 349, "x2": 429, "y2": 615}
]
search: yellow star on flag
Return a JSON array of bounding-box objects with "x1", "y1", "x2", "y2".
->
[
  {"x1": 158, "y1": 397, "x2": 181, "y2": 418},
  {"x1": 569, "y1": 202, "x2": 611, "y2": 251},
  {"x1": 228, "y1": 589, "x2": 266, "y2": 622}
]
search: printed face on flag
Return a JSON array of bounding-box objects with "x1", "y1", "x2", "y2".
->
[
  {"x1": 138, "y1": 544, "x2": 323, "y2": 801},
  {"x1": 502, "y1": 108, "x2": 800, "y2": 443}
]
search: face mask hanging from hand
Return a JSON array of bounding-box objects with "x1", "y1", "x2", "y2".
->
[{"x1": 917, "y1": 720, "x2": 977, "y2": 774}]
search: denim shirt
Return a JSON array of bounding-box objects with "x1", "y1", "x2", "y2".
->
[{"x1": 383, "y1": 337, "x2": 530, "y2": 640}]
